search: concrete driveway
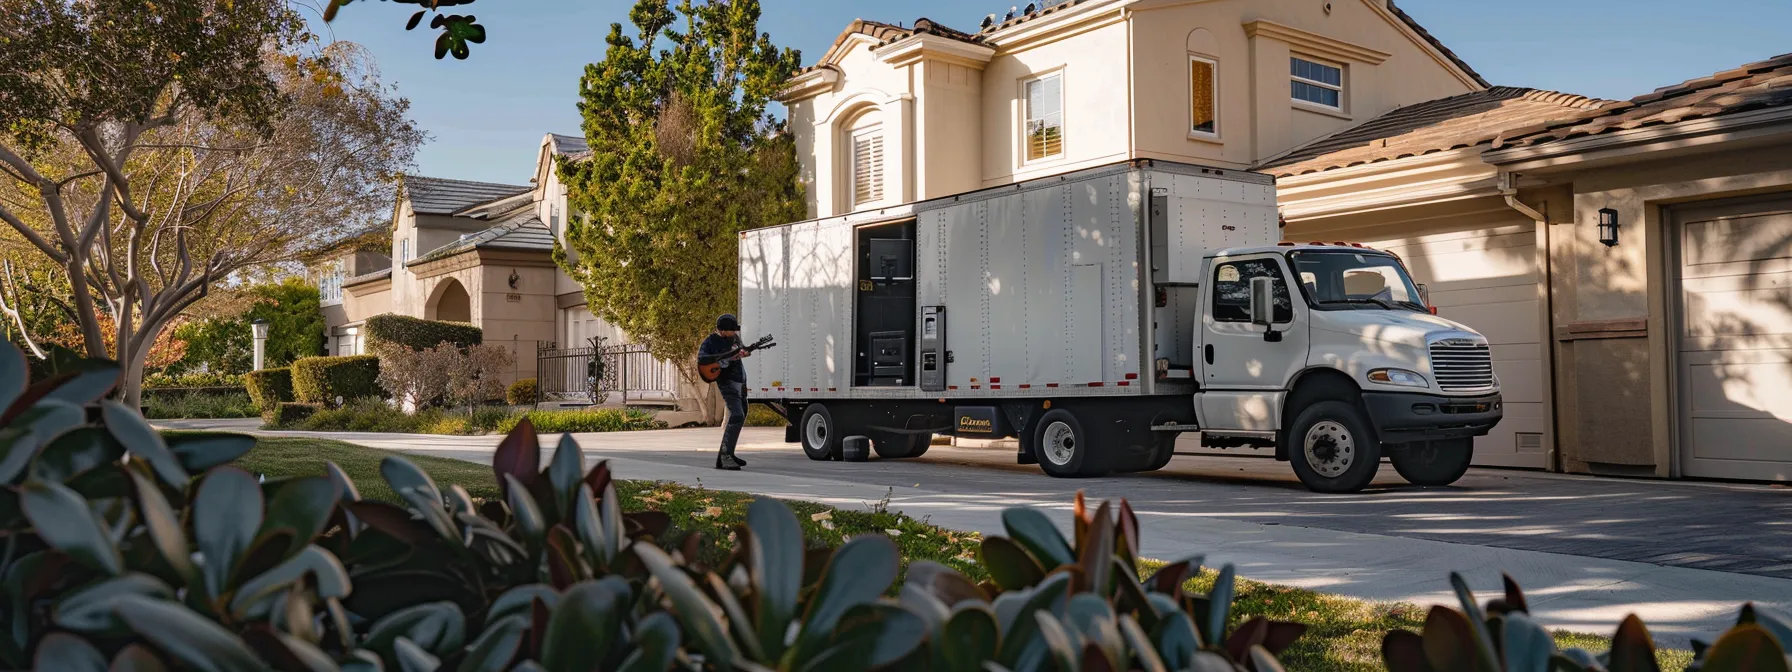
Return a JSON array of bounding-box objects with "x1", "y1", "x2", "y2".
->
[{"x1": 159, "y1": 419, "x2": 1792, "y2": 645}]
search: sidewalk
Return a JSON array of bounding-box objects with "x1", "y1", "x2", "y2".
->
[{"x1": 160, "y1": 419, "x2": 1792, "y2": 646}]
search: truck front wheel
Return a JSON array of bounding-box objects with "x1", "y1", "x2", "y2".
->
[
  {"x1": 1390, "y1": 438, "x2": 1473, "y2": 486},
  {"x1": 1034, "y1": 409, "x2": 1106, "y2": 478},
  {"x1": 1287, "y1": 401, "x2": 1381, "y2": 493},
  {"x1": 799, "y1": 404, "x2": 842, "y2": 461}
]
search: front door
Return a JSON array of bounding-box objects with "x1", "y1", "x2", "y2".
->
[{"x1": 1198, "y1": 255, "x2": 1308, "y2": 432}]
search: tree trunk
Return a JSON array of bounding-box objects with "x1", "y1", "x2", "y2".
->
[{"x1": 674, "y1": 361, "x2": 725, "y2": 425}]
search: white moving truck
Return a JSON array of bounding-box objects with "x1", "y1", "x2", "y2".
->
[{"x1": 740, "y1": 160, "x2": 1501, "y2": 493}]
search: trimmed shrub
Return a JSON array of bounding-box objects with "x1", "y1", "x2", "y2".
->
[
  {"x1": 746, "y1": 402, "x2": 785, "y2": 426},
  {"x1": 144, "y1": 370, "x2": 244, "y2": 389},
  {"x1": 506, "y1": 377, "x2": 539, "y2": 405},
  {"x1": 141, "y1": 390, "x2": 260, "y2": 419},
  {"x1": 364, "y1": 313, "x2": 482, "y2": 351},
  {"x1": 243, "y1": 367, "x2": 294, "y2": 410},
  {"x1": 493, "y1": 408, "x2": 665, "y2": 434},
  {"x1": 266, "y1": 401, "x2": 318, "y2": 426},
  {"x1": 291, "y1": 355, "x2": 382, "y2": 405}
]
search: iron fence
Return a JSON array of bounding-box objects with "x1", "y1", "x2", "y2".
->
[{"x1": 535, "y1": 339, "x2": 680, "y2": 406}]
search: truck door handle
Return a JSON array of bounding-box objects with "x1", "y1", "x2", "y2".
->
[{"x1": 1204, "y1": 344, "x2": 1214, "y2": 365}]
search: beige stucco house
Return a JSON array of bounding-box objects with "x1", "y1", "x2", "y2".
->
[
  {"x1": 313, "y1": 133, "x2": 692, "y2": 406},
  {"x1": 783, "y1": 0, "x2": 1792, "y2": 482}
]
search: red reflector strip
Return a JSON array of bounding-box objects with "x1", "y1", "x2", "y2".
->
[
  {"x1": 1087, "y1": 382, "x2": 1104, "y2": 387},
  {"x1": 990, "y1": 385, "x2": 1001, "y2": 390},
  {"x1": 1019, "y1": 384, "x2": 1032, "y2": 389},
  {"x1": 1046, "y1": 383, "x2": 1059, "y2": 388},
  {"x1": 1125, "y1": 373, "x2": 1138, "y2": 380},
  {"x1": 948, "y1": 386, "x2": 959, "y2": 390},
  {"x1": 970, "y1": 385, "x2": 981, "y2": 390},
  {"x1": 828, "y1": 388, "x2": 837, "y2": 392},
  {"x1": 1117, "y1": 381, "x2": 1130, "y2": 387},
  {"x1": 989, "y1": 377, "x2": 1001, "y2": 383}
]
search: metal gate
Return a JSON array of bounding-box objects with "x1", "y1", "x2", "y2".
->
[{"x1": 535, "y1": 338, "x2": 680, "y2": 405}]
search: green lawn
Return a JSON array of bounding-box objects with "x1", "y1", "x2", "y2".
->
[{"x1": 236, "y1": 436, "x2": 1694, "y2": 671}]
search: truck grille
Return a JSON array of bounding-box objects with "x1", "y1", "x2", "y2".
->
[{"x1": 1429, "y1": 340, "x2": 1494, "y2": 392}]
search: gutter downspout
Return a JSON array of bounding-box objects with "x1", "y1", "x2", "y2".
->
[{"x1": 1498, "y1": 170, "x2": 1560, "y2": 472}]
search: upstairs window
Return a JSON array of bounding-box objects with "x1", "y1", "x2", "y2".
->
[
  {"x1": 851, "y1": 127, "x2": 884, "y2": 208},
  {"x1": 549, "y1": 202, "x2": 561, "y2": 237},
  {"x1": 319, "y1": 260, "x2": 344, "y2": 305},
  {"x1": 1023, "y1": 72, "x2": 1064, "y2": 161},
  {"x1": 1189, "y1": 55, "x2": 1218, "y2": 136},
  {"x1": 401, "y1": 238, "x2": 411, "y2": 263},
  {"x1": 1291, "y1": 56, "x2": 1343, "y2": 110}
]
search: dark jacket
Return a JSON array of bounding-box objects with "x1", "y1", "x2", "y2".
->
[{"x1": 698, "y1": 333, "x2": 746, "y2": 385}]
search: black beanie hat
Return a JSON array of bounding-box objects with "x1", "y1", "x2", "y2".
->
[{"x1": 716, "y1": 314, "x2": 740, "y2": 331}]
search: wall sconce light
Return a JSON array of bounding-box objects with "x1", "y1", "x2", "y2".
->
[
  {"x1": 1598, "y1": 208, "x2": 1620, "y2": 248},
  {"x1": 508, "y1": 270, "x2": 520, "y2": 289}
]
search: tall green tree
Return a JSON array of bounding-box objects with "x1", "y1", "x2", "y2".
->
[
  {"x1": 558, "y1": 0, "x2": 803, "y2": 419},
  {"x1": 170, "y1": 277, "x2": 326, "y2": 374}
]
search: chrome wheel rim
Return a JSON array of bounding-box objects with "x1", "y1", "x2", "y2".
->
[
  {"x1": 805, "y1": 414, "x2": 828, "y2": 450},
  {"x1": 1042, "y1": 421, "x2": 1077, "y2": 467},
  {"x1": 1303, "y1": 420, "x2": 1354, "y2": 478}
]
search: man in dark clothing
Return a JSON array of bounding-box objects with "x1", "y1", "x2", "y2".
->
[{"x1": 698, "y1": 314, "x2": 750, "y2": 470}]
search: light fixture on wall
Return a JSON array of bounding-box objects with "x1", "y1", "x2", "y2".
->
[
  {"x1": 508, "y1": 270, "x2": 520, "y2": 289},
  {"x1": 1598, "y1": 207, "x2": 1620, "y2": 248}
]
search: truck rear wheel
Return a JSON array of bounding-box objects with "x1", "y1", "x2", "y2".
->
[
  {"x1": 799, "y1": 404, "x2": 842, "y2": 461},
  {"x1": 872, "y1": 432, "x2": 932, "y2": 459},
  {"x1": 1034, "y1": 409, "x2": 1106, "y2": 478},
  {"x1": 1287, "y1": 401, "x2": 1381, "y2": 493},
  {"x1": 1391, "y1": 438, "x2": 1473, "y2": 486}
]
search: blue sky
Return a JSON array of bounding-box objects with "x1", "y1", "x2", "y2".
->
[{"x1": 307, "y1": 0, "x2": 1792, "y2": 185}]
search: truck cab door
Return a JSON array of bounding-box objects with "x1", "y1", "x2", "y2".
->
[{"x1": 1197, "y1": 255, "x2": 1309, "y2": 433}]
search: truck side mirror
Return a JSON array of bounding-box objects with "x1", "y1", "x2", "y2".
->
[
  {"x1": 1416, "y1": 283, "x2": 1431, "y2": 306},
  {"x1": 1249, "y1": 276, "x2": 1275, "y2": 327}
]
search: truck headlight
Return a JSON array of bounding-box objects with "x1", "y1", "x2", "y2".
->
[{"x1": 1367, "y1": 368, "x2": 1428, "y2": 388}]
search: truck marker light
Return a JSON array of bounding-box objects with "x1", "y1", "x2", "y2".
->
[
  {"x1": 1088, "y1": 382, "x2": 1105, "y2": 387},
  {"x1": 990, "y1": 385, "x2": 1001, "y2": 390},
  {"x1": 1018, "y1": 384, "x2": 1031, "y2": 389},
  {"x1": 1046, "y1": 383, "x2": 1059, "y2": 388},
  {"x1": 1043, "y1": 400, "x2": 1052, "y2": 409},
  {"x1": 1117, "y1": 381, "x2": 1130, "y2": 387},
  {"x1": 989, "y1": 377, "x2": 1001, "y2": 383},
  {"x1": 948, "y1": 386, "x2": 959, "y2": 390},
  {"x1": 1125, "y1": 373, "x2": 1138, "y2": 380}
]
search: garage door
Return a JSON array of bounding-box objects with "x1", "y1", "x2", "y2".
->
[
  {"x1": 1372, "y1": 223, "x2": 1549, "y2": 469},
  {"x1": 1676, "y1": 198, "x2": 1792, "y2": 482}
]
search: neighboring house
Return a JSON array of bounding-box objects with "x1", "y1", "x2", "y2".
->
[
  {"x1": 311, "y1": 133, "x2": 693, "y2": 407},
  {"x1": 1269, "y1": 53, "x2": 1792, "y2": 482}
]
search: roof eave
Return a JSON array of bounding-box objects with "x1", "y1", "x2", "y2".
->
[{"x1": 1487, "y1": 106, "x2": 1792, "y2": 172}]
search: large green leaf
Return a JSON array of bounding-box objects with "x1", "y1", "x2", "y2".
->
[
  {"x1": 113, "y1": 594, "x2": 265, "y2": 672},
  {"x1": 108, "y1": 644, "x2": 169, "y2": 672},
  {"x1": 52, "y1": 574, "x2": 175, "y2": 634},
  {"x1": 747, "y1": 497, "x2": 803, "y2": 659},
  {"x1": 393, "y1": 636, "x2": 442, "y2": 672},
  {"x1": 1151, "y1": 610, "x2": 1201, "y2": 671},
  {"x1": 101, "y1": 401, "x2": 188, "y2": 488},
  {"x1": 542, "y1": 578, "x2": 631, "y2": 672},
  {"x1": 365, "y1": 601, "x2": 467, "y2": 662},
  {"x1": 380, "y1": 456, "x2": 443, "y2": 508},
  {"x1": 995, "y1": 572, "x2": 1072, "y2": 667},
  {"x1": 615, "y1": 611, "x2": 681, "y2": 672},
  {"x1": 127, "y1": 468, "x2": 195, "y2": 583},
  {"x1": 32, "y1": 632, "x2": 107, "y2": 671},
  {"x1": 230, "y1": 546, "x2": 352, "y2": 618},
  {"x1": 1449, "y1": 573, "x2": 1503, "y2": 672},
  {"x1": 457, "y1": 614, "x2": 527, "y2": 672},
  {"x1": 1205, "y1": 564, "x2": 1236, "y2": 647},
  {"x1": 797, "y1": 534, "x2": 900, "y2": 655},
  {"x1": 194, "y1": 467, "x2": 263, "y2": 597},
  {"x1": 635, "y1": 543, "x2": 738, "y2": 670},
  {"x1": 545, "y1": 433, "x2": 583, "y2": 519},
  {"x1": 165, "y1": 433, "x2": 257, "y2": 473},
  {"x1": 0, "y1": 399, "x2": 86, "y2": 483},
  {"x1": 980, "y1": 536, "x2": 1047, "y2": 592},
  {"x1": 1501, "y1": 611, "x2": 1555, "y2": 672},
  {"x1": 1001, "y1": 508, "x2": 1075, "y2": 570},
  {"x1": 802, "y1": 603, "x2": 929, "y2": 671},
  {"x1": 1698, "y1": 624, "x2": 1789, "y2": 672},
  {"x1": 399, "y1": 489, "x2": 460, "y2": 545},
  {"x1": 20, "y1": 479, "x2": 121, "y2": 575},
  {"x1": 906, "y1": 560, "x2": 987, "y2": 609},
  {"x1": 257, "y1": 476, "x2": 340, "y2": 558},
  {"x1": 938, "y1": 603, "x2": 999, "y2": 672},
  {"x1": 30, "y1": 427, "x2": 124, "y2": 483},
  {"x1": 1033, "y1": 611, "x2": 1080, "y2": 672},
  {"x1": 505, "y1": 473, "x2": 545, "y2": 546},
  {"x1": 488, "y1": 584, "x2": 561, "y2": 623},
  {"x1": 1119, "y1": 614, "x2": 1168, "y2": 672},
  {"x1": 572, "y1": 483, "x2": 612, "y2": 570},
  {"x1": 41, "y1": 361, "x2": 121, "y2": 408}
]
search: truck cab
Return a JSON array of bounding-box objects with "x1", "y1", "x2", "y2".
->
[{"x1": 1190, "y1": 242, "x2": 1503, "y2": 492}]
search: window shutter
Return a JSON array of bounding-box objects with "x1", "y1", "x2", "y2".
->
[{"x1": 853, "y1": 133, "x2": 884, "y2": 205}]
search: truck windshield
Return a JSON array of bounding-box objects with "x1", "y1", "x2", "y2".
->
[{"x1": 1290, "y1": 251, "x2": 1426, "y2": 312}]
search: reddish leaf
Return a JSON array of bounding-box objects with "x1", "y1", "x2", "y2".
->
[
  {"x1": 681, "y1": 532, "x2": 704, "y2": 569},
  {"x1": 1226, "y1": 616, "x2": 1270, "y2": 662},
  {"x1": 1118, "y1": 499, "x2": 1140, "y2": 562},
  {"x1": 230, "y1": 529, "x2": 296, "y2": 589},
  {"x1": 480, "y1": 500, "x2": 509, "y2": 528},
  {"x1": 545, "y1": 526, "x2": 581, "y2": 590},
  {"x1": 803, "y1": 547, "x2": 833, "y2": 589},
  {"x1": 623, "y1": 511, "x2": 670, "y2": 539},
  {"x1": 1698, "y1": 624, "x2": 1790, "y2": 672},
  {"x1": 529, "y1": 596, "x2": 550, "y2": 661},
  {"x1": 1147, "y1": 559, "x2": 1197, "y2": 594},
  {"x1": 1261, "y1": 620, "x2": 1307, "y2": 655},
  {"x1": 493, "y1": 419, "x2": 540, "y2": 499},
  {"x1": 1081, "y1": 642, "x2": 1116, "y2": 672},
  {"x1": 1501, "y1": 574, "x2": 1529, "y2": 615},
  {"x1": 1608, "y1": 614, "x2": 1660, "y2": 672},
  {"x1": 1421, "y1": 606, "x2": 1481, "y2": 672},
  {"x1": 1078, "y1": 501, "x2": 1114, "y2": 596},
  {"x1": 1382, "y1": 630, "x2": 1431, "y2": 672},
  {"x1": 1072, "y1": 490, "x2": 1089, "y2": 552},
  {"x1": 343, "y1": 501, "x2": 434, "y2": 545},
  {"x1": 583, "y1": 460, "x2": 612, "y2": 502}
]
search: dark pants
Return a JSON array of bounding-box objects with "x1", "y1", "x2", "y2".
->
[{"x1": 717, "y1": 381, "x2": 746, "y2": 459}]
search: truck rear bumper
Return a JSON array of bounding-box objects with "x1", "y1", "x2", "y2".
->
[{"x1": 1361, "y1": 391, "x2": 1502, "y2": 444}]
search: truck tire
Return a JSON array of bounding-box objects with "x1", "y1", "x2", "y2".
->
[
  {"x1": 1287, "y1": 401, "x2": 1381, "y2": 493},
  {"x1": 1391, "y1": 438, "x2": 1474, "y2": 486},
  {"x1": 1144, "y1": 433, "x2": 1178, "y2": 471},
  {"x1": 799, "y1": 404, "x2": 842, "y2": 461},
  {"x1": 872, "y1": 432, "x2": 932, "y2": 459},
  {"x1": 1034, "y1": 409, "x2": 1106, "y2": 478}
]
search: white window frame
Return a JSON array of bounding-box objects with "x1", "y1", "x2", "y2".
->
[
  {"x1": 1188, "y1": 54, "x2": 1219, "y2": 139},
  {"x1": 1290, "y1": 55, "x2": 1344, "y2": 111},
  {"x1": 1021, "y1": 71, "x2": 1066, "y2": 164},
  {"x1": 401, "y1": 238, "x2": 411, "y2": 263},
  {"x1": 848, "y1": 123, "x2": 885, "y2": 210},
  {"x1": 320, "y1": 260, "x2": 344, "y2": 306}
]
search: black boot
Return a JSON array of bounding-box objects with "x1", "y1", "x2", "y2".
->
[{"x1": 716, "y1": 454, "x2": 743, "y2": 471}]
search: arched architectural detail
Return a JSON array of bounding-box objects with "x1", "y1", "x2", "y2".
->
[
  {"x1": 427, "y1": 277, "x2": 472, "y2": 323},
  {"x1": 1186, "y1": 27, "x2": 1219, "y2": 56}
]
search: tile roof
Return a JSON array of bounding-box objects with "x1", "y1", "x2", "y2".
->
[
  {"x1": 402, "y1": 175, "x2": 533, "y2": 215},
  {"x1": 344, "y1": 268, "x2": 392, "y2": 287},
  {"x1": 1492, "y1": 52, "x2": 1792, "y2": 151},
  {"x1": 548, "y1": 133, "x2": 588, "y2": 156},
  {"x1": 411, "y1": 213, "x2": 555, "y2": 265},
  {"x1": 1260, "y1": 86, "x2": 1607, "y2": 176},
  {"x1": 1385, "y1": 0, "x2": 1490, "y2": 89},
  {"x1": 799, "y1": 18, "x2": 982, "y2": 73},
  {"x1": 453, "y1": 190, "x2": 535, "y2": 221},
  {"x1": 975, "y1": 0, "x2": 1090, "y2": 36}
]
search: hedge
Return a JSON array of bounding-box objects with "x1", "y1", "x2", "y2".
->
[
  {"x1": 364, "y1": 313, "x2": 482, "y2": 351},
  {"x1": 267, "y1": 401, "x2": 319, "y2": 426},
  {"x1": 506, "y1": 378, "x2": 538, "y2": 405},
  {"x1": 291, "y1": 355, "x2": 382, "y2": 406},
  {"x1": 243, "y1": 368, "x2": 294, "y2": 410}
]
